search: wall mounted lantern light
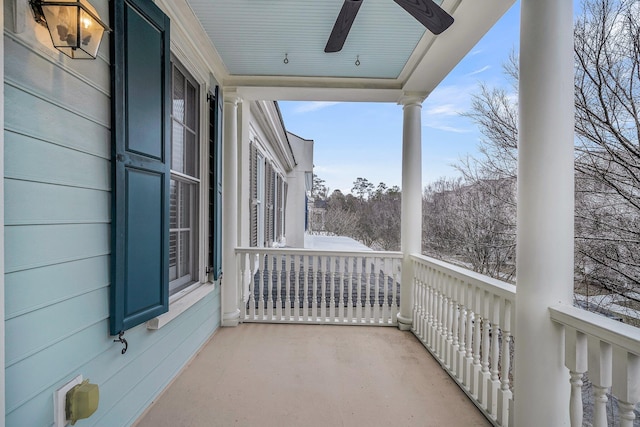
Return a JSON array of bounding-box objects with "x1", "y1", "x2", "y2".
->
[{"x1": 29, "y1": 0, "x2": 110, "y2": 59}]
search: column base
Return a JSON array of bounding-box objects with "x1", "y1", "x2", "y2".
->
[
  {"x1": 397, "y1": 313, "x2": 413, "y2": 331},
  {"x1": 222, "y1": 309, "x2": 240, "y2": 327}
]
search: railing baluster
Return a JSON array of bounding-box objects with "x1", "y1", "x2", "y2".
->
[
  {"x1": 347, "y1": 256, "x2": 354, "y2": 323},
  {"x1": 437, "y1": 272, "x2": 446, "y2": 363},
  {"x1": 564, "y1": 327, "x2": 587, "y2": 427},
  {"x1": 293, "y1": 255, "x2": 301, "y2": 321},
  {"x1": 412, "y1": 260, "x2": 421, "y2": 338},
  {"x1": 447, "y1": 277, "x2": 456, "y2": 371},
  {"x1": 363, "y1": 257, "x2": 371, "y2": 322},
  {"x1": 329, "y1": 256, "x2": 336, "y2": 322},
  {"x1": 258, "y1": 253, "x2": 266, "y2": 320},
  {"x1": 497, "y1": 299, "x2": 512, "y2": 427},
  {"x1": 457, "y1": 280, "x2": 466, "y2": 383},
  {"x1": 320, "y1": 256, "x2": 327, "y2": 321},
  {"x1": 427, "y1": 267, "x2": 436, "y2": 351},
  {"x1": 420, "y1": 262, "x2": 428, "y2": 338},
  {"x1": 488, "y1": 295, "x2": 501, "y2": 419},
  {"x1": 587, "y1": 337, "x2": 612, "y2": 427},
  {"x1": 479, "y1": 291, "x2": 491, "y2": 410},
  {"x1": 373, "y1": 258, "x2": 381, "y2": 324},
  {"x1": 275, "y1": 253, "x2": 284, "y2": 321},
  {"x1": 464, "y1": 282, "x2": 474, "y2": 391},
  {"x1": 356, "y1": 258, "x2": 363, "y2": 322},
  {"x1": 312, "y1": 256, "x2": 319, "y2": 321},
  {"x1": 337, "y1": 257, "x2": 345, "y2": 323},
  {"x1": 303, "y1": 255, "x2": 309, "y2": 321},
  {"x1": 284, "y1": 254, "x2": 291, "y2": 320},
  {"x1": 383, "y1": 258, "x2": 391, "y2": 325},
  {"x1": 612, "y1": 348, "x2": 640, "y2": 427},
  {"x1": 471, "y1": 286, "x2": 482, "y2": 399},
  {"x1": 247, "y1": 253, "x2": 256, "y2": 321}
]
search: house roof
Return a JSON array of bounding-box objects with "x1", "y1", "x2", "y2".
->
[{"x1": 182, "y1": 0, "x2": 515, "y2": 102}]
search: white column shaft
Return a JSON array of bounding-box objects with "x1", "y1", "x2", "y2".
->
[
  {"x1": 222, "y1": 94, "x2": 240, "y2": 326},
  {"x1": 514, "y1": 0, "x2": 574, "y2": 424},
  {"x1": 398, "y1": 97, "x2": 423, "y2": 330}
]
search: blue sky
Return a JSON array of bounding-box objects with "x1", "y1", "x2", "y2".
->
[{"x1": 279, "y1": 1, "x2": 579, "y2": 194}]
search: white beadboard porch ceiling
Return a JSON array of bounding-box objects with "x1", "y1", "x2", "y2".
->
[
  {"x1": 186, "y1": 0, "x2": 438, "y2": 79},
  {"x1": 183, "y1": 0, "x2": 516, "y2": 102}
]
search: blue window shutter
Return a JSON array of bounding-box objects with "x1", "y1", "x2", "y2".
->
[
  {"x1": 209, "y1": 87, "x2": 223, "y2": 281},
  {"x1": 110, "y1": 0, "x2": 171, "y2": 335}
]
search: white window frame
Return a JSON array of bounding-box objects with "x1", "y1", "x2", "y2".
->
[{"x1": 169, "y1": 60, "x2": 201, "y2": 296}]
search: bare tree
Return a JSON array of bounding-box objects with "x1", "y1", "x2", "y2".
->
[
  {"x1": 424, "y1": 178, "x2": 516, "y2": 282},
  {"x1": 456, "y1": 0, "x2": 640, "y2": 315},
  {"x1": 573, "y1": 0, "x2": 640, "y2": 305}
]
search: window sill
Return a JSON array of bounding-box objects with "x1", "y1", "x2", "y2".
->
[{"x1": 146, "y1": 282, "x2": 216, "y2": 330}]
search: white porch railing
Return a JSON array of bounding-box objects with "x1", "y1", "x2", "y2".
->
[
  {"x1": 410, "y1": 254, "x2": 516, "y2": 426},
  {"x1": 236, "y1": 248, "x2": 402, "y2": 325},
  {"x1": 550, "y1": 305, "x2": 640, "y2": 427}
]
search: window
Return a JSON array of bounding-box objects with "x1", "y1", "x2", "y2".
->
[{"x1": 169, "y1": 62, "x2": 199, "y2": 294}]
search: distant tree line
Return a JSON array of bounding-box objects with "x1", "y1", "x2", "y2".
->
[{"x1": 310, "y1": 177, "x2": 401, "y2": 251}]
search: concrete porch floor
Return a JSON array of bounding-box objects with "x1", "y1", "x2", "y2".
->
[{"x1": 135, "y1": 324, "x2": 490, "y2": 427}]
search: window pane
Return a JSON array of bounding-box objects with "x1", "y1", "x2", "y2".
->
[
  {"x1": 172, "y1": 67, "x2": 185, "y2": 122},
  {"x1": 186, "y1": 81, "x2": 196, "y2": 130},
  {"x1": 169, "y1": 179, "x2": 177, "y2": 229},
  {"x1": 172, "y1": 121, "x2": 184, "y2": 173},
  {"x1": 179, "y1": 230, "x2": 190, "y2": 277},
  {"x1": 185, "y1": 129, "x2": 198, "y2": 177},
  {"x1": 178, "y1": 181, "x2": 191, "y2": 228},
  {"x1": 169, "y1": 231, "x2": 177, "y2": 281}
]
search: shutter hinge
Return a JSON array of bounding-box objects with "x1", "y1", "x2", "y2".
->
[{"x1": 207, "y1": 93, "x2": 215, "y2": 103}]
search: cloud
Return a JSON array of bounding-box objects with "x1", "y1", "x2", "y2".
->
[
  {"x1": 425, "y1": 104, "x2": 459, "y2": 117},
  {"x1": 423, "y1": 122, "x2": 472, "y2": 133},
  {"x1": 293, "y1": 102, "x2": 340, "y2": 114},
  {"x1": 421, "y1": 84, "x2": 477, "y2": 134},
  {"x1": 467, "y1": 65, "x2": 491, "y2": 76}
]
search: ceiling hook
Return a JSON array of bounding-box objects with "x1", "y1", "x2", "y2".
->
[
  {"x1": 284, "y1": 53, "x2": 289, "y2": 64},
  {"x1": 355, "y1": 55, "x2": 361, "y2": 66}
]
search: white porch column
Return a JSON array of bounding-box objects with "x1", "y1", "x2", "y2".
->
[
  {"x1": 514, "y1": 0, "x2": 574, "y2": 425},
  {"x1": 397, "y1": 93, "x2": 426, "y2": 331},
  {"x1": 221, "y1": 90, "x2": 241, "y2": 327}
]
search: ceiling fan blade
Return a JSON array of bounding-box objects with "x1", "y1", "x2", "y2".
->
[
  {"x1": 393, "y1": 0, "x2": 454, "y2": 35},
  {"x1": 325, "y1": 0, "x2": 363, "y2": 53}
]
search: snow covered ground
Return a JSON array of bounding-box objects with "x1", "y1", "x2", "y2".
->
[{"x1": 304, "y1": 234, "x2": 373, "y2": 252}]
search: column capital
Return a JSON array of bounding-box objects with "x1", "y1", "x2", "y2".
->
[
  {"x1": 223, "y1": 87, "x2": 241, "y2": 105},
  {"x1": 398, "y1": 92, "x2": 428, "y2": 108}
]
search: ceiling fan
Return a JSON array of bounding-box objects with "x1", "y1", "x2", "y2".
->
[{"x1": 325, "y1": 0, "x2": 454, "y2": 53}]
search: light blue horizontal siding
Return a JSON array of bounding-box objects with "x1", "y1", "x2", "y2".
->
[
  {"x1": 5, "y1": 287, "x2": 109, "y2": 366},
  {"x1": 6, "y1": 320, "x2": 109, "y2": 413},
  {"x1": 5, "y1": 256, "x2": 109, "y2": 319},
  {"x1": 4, "y1": 83, "x2": 110, "y2": 159},
  {"x1": 5, "y1": 288, "x2": 220, "y2": 427},
  {"x1": 4, "y1": 33, "x2": 110, "y2": 126},
  {"x1": 5, "y1": 132, "x2": 110, "y2": 191},
  {"x1": 5, "y1": 224, "x2": 110, "y2": 273},
  {"x1": 5, "y1": 179, "x2": 110, "y2": 226}
]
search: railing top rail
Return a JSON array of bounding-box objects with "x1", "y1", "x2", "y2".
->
[
  {"x1": 410, "y1": 253, "x2": 516, "y2": 300},
  {"x1": 235, "y1": 247, "x2": 403, "y2": 259},
  {"x1": 550, "y1": 304, "x2": 640, "y2": 355}
]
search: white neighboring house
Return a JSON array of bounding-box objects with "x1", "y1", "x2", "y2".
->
[{"x1": 285, "y1": 131, "x2": 314, "y2": 248}]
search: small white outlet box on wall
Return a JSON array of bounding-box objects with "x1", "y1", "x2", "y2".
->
[{"x1": 54, "y1": 375, "x2": 83, "y2": 427}]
